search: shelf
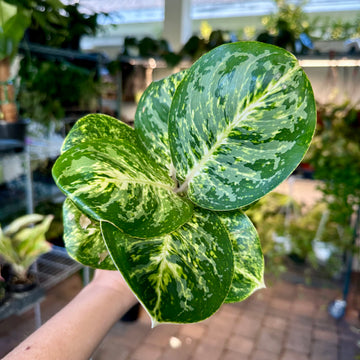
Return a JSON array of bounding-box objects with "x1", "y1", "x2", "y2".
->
[
  {"x1": 299, "y1": 58, "x2": 360, "y2": 67},
  {"x1": 0, "y1": 140, "x2": 25, "y2": 154},
  {"x1": 0, "y1": 178, "x2": 64, "y2": 222},
  {"x1": 36, "y1": 246, "x2": 83, "y2": 290},
  {"x1": 0, "y1": 246, "x2": 83, "y2": 321},
  {"x1": 18, "y1": 43, "x2": 108, "y2": 68},
  {"x1": 0, "y1": 287, "x2": 44, "y2": 321}
]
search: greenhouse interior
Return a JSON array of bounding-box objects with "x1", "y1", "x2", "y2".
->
[{"x1": 0, "y1": 0, "x2": 360, "y2": 359}]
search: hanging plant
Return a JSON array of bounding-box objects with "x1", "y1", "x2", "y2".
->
[{"x1": 52, "y1": 42, "x2": 316, "y2": 326}]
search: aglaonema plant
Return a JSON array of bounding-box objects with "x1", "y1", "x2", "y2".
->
[{"x1": 52, "y1": 41, "x2": 316, "y2": 326}]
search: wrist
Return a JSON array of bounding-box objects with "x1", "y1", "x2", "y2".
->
[{"x1": 85, "y1": 273, "x2": 138, "y2": 317}]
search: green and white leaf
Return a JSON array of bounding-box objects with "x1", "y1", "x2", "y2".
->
[
  {"x1": 218, "y1": 210, "x2": 265, "y2": 303},
  {"x1": 169, "y1": 41, "x2": 316, "y2": 210},
  {"x1": 63, "y1": 198, "x2": 115, "y2": 270},
  {"x1": 101, "y1": 208, "x2": 234, "y2": 325},
  {"x1": 53, "y1": 138, "x2": 193, "y2": 238},
  {"x1": 3, "y1": 214, "x2": 45, "y2": 235},
  {"x1": 61, "y1": 113, "x2": 137, "y2": 153},
  {"x1": 135, "y1": 70, "x2": 187, "y2": 173}
]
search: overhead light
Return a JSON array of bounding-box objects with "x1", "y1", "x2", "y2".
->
[{"x1": 299, "y1": 59, "x2": 360, "y2": 67}]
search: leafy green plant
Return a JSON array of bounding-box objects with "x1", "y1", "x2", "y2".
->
[
  {"x1": 247, "y1": 192, "x2": 344, "y2": 278},
  {"x1": 257, "y1": 0, "x2": 312, "y2": 54},
  {"x1": 0, "y1": 214, "x2": 53, "y2": 282},
  {"x1": 52, "y1": 42, "x2": 316, "y2": 325},
  {"x1": 307, "y1": 102, "x2": 360, "y2": 248},
  {"x1": 18, "y1": 57, "x2": 99, "y2": 127},
  {"x1": 311, "y1": 15, "x2": 360, "y2": 41},
  {"x1": 0, "y1": 0, "x2": 65, "y2": 122},
  {"x1": 24, "y1": 2, "x2": 100, "y2": 50},
  {"x1": 246, "y1": 192, "x2": 299, "y2": 275},
  {"x1": 0, "y1": 1, "x2": 30, "y2": 61},
  {"x1": 287, "y1": 202, "x2": 345, "y2": 277},
  {"x1": 0, "y1": 0, "x2": 31, "y2": 121}
]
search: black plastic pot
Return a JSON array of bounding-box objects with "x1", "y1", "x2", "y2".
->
[
  {"x1": 8, "y1": 278, "x2": 37, "y2": 293},
  {"x1": 0, "y1": 119, "x2": 29, "y2": 141},
  {"x1": 0, "y1": 119, "x2": 29, "y2": 153},
  {"x1": 2, "y1": 265, "x2": 38, "y2": 293}
]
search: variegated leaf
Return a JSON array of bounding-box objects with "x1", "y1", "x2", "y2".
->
[
  {"x1": 101, "y1": 208, "x2": 234, "y2": 325},
  {"x1": 63, "y1": 198, "x2": 115, "y2": 269},
  {"x1": 135, "y1": 70, "x2": 187, "y2": 173},
  {"x1": 218, "y1": 210, "x2": 265, "y2": 303},
  {"x1": 61, "y1": 113, "x2": 137, "y2": 153},
  {"x1": 169, "y1": 42, "x2": 316, "y2": 210},
  {"x1": 53, "y1": 138, "x2": 193, "y2": 238}
]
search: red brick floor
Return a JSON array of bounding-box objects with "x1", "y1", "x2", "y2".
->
[{"x1": 0, "y1": 273, "x2": 359, "y2": 360}]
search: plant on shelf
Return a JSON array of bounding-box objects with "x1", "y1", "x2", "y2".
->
[
  {"x1": 247, "y1": 192, "x2": 344, "y2": 279},
  {"x1": 24, "y1": 2, "x2": 101, "y2": 51},
  {"x1": 286, "y1": 201, "x2": 344, "y2": 278},
  {"x1": 18, "y1": 57, "x2": 100, "y2": 128},
  {"x1": 14, "y1": 2, "x2": 105, "y2": 128},
  {"x1": 52, "y1": 42, "x2": 316, "y2": 325},
  {"x1": 121, "y1": 27, "x2": 234, "y2": 68},
  {"x1": 307, "y1": 102, "x2": 360, "y2": 263},
  {"x1": 246, "y1": 192, "x2": 299, "y2": 276},
  {"x1": 0, "y1": 0, "x2": 30, "y2": 122},
  {"x1": 0, "y1": 213, "x2": 53, "y2": 289},
  {"x1": 312, "y1": 15, "x2": 360, "y2": 44},
  {"x1": 0, "y1": 0, "x2": 65, "y2": 123},
  {"x1": 257, "y1": 0, "x2": 313, "y2": 54}
]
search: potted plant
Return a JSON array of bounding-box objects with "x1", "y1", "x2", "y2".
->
[
  {"x1": 245, "y1": 192, "x2": 299, "y2": 276},
  {"x1": 256, "y1": 0, "x2": 313, "y2": 54},
  {"x1": 307, "y1": 102, "x2": 360, "y2": 238},
  {"x1": 0, "y1": 213, "x2": 53, "y2": 292},
  {"x1": 52, "y1": 41, "x2": 316, "y2": 325},
  {"x1": 0, "y1": 0, "x2": 30, "y2": 123},
  {"x1": 0, "y1": 0, "x2": 32, "y2": 145},
  {"x1": 13, "y1": 1, "x2": 105, "y2": 131},
  {"x1": 306, "y1": 102, "x2": 360, "y2": 313},
  {"x1": 0, "y1": 0, "x2": 65, "y2": 141}
]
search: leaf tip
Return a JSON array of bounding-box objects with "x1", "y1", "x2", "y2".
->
[
  {"x1": 256, "y1": 278, "x2": 267, "y2": 291},
  {"x1": 151, "y1": 318, "x2": 160, "y2": 329}
]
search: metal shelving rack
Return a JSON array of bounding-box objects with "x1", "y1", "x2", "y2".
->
[
  {"x1": 0, "y1": 138, "x2": 85, "y2": 327},
  {"x1": 0, "y1": 247, "x2": 83, "y2": 323},
  {"x1": 36, "y1": 246, "x2": 83, "y2": 290}
]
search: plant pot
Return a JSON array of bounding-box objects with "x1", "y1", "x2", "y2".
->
[
  {"x1": 0, "y1": 118, "x2": 29, "y2": 141},
  {"x1": 2, "y1": 265, "x2": 38, "y2": 293},
  {"x1": 8, "y1": 275, "x2": 38, "y2": 293},
  {"x1": 0, "y1": 119, "x2": 29, "y2": 153}
]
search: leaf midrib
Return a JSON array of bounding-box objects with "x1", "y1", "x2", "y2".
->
[
  {"x1": 108, "y1": 176, "x2": 174, "y2": 192},
  {"x1": 177, "y1": 63, "x2": 300, "y2": 192}
]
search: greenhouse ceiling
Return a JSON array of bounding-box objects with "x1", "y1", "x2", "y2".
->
[{"x1": 64, "y1": 0, "x2": 360, "y2": 24}]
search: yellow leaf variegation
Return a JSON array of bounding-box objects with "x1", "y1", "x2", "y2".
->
[
  {"x1": 169, "y1": 42, "x2": 316, "y2": 210},
  {"x1": 53, "y1": 137, "x2": 193, "y2": 238},
  {"x1": 101, "y1": 208, "x2": 234, "y2": 325},
  {"x1": 62, "y1": 199, "x2": 115, "y2": 270},
  {"x1": 135, "y1": 70, "x2": 187, "y2": 173},
  {"x1": 61, "y1": 113, "x2": 137, "y2": 153},
  {"x1": 218, "y1": 210, "x2": 265, "y2": 302},
  {"x1": 52, "y1": 41, "x2": 316, "y2": 324}
]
